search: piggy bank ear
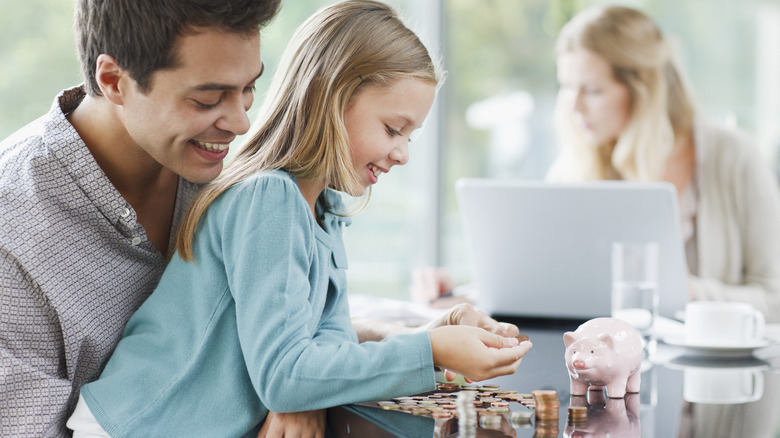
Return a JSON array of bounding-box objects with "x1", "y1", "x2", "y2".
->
[
  {"x1": 563, "y1": 332, "x2": 577, "y2": 348},
  {"x1": 598, "y1": 333, "x2": 615, "y2": 349}
]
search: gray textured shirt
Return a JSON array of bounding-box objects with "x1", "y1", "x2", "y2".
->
[{"x1": 0, "y1": 86, "x2": 201, "y2": 437}]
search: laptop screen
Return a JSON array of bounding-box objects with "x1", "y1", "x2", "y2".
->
[{"x1": 456, "y1": 178, "x2": 688, "y2": 320}]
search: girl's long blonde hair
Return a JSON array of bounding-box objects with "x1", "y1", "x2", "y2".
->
[
  {"x1": 176, "y1": 0, "x2": 441, "y2": 261},
  {"x1": 552, "y1": 5, "x2": 696, "y2": 181}
]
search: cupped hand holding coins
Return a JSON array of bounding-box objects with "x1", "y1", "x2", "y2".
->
[
  {"x1": 429, "y1": 325, "x2": 533, "y2": 382},
  {"x1": 422, "y1": 303, "x2": 526, "y2": 382}
]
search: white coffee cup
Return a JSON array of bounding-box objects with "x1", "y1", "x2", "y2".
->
[
  {"x1": 685, "y1": 301, "x2": 765, "y2": 347},
  {"x1": 684, "y1": 367, "x2": 764, "y2": 404}
]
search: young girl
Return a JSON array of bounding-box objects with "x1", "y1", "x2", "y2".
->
[
  {"x1": 549, "y1": 5, "x2": 780, "y2": 321},
  {"x1": 68, "y1": 1, "x2": 532, "y2": 436}
]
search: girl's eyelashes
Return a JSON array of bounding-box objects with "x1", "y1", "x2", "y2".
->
[{"x1": 386, "y1": 125, "x2": 402, "y2": 136}]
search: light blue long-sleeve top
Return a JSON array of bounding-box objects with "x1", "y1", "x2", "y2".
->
[{"x1": 80, "y1": 170, "x2": 436, "y2": 437}]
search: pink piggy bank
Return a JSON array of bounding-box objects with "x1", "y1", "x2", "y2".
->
[{"x1": 563, "y1": 317, "x2": 643, "y2": 399}]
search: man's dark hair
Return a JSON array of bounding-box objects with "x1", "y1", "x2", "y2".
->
[{"x1": 75, "y1": 0, "x2": 281, "y2": 96}]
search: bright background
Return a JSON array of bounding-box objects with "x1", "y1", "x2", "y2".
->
[{"x1": 2, "y1": 0, "x2": 779, "y2": 301}]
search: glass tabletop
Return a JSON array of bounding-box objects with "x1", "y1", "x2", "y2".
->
[{"x1": 328, "y1": 318, "x2": 780, "y2": 438}]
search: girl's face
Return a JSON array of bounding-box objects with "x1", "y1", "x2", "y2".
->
[
  {"x1": 344, "y1": 78, "x2": 436, "y2": 195},
  {"x1": 556, "y1": 48, "x2": 632, "y2": 146}
]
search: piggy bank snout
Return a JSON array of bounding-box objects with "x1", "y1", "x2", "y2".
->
[{"x1": 573, "y1": 359, "x2": 587, "y2": 369}]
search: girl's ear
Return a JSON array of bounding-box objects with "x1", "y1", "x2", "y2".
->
[{"x1": 95, "y1": 54, "x2": 128, "y2": 105}]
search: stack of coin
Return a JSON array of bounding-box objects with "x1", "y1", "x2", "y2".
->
[
  {"x1": 456, "y1": 390, "x2": 478, "y2": 438},
  {"x1": 531, "y1": 390, "x2": 559, "y2": 437},
  {"x1": 567, "y1": 406, "x2": 588, "y2": 425},
  {"x1": 531, "y1": 390, "x2": 560, "y2": 421}
]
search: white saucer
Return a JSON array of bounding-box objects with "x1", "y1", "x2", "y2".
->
[{"x1": 662, "y1": 337, "x2": 771, "y2": 358}]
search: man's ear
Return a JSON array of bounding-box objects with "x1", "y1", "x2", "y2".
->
[{"x1": 95, "y1": 54, "x2": 127, "y2": 105}]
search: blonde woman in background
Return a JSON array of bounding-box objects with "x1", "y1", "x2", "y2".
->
[{"x1": 549, "y1": 5, "x2": 780, "y2": 322}]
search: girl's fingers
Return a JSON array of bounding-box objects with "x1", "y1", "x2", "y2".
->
[
  {"x1": 444, "y1": 369, "x2": 457, "y2": 381},
  {"x1": 480, "y1": 332, "x2": 520, "y2": 349}
]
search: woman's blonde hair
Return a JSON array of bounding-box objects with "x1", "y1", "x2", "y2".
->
[
  {"x1": 176, "y1": 0, "x2": 441, "y2": 261},
  {"x1": 552, "y1": 5, "x2": 696, "y2": 181}
]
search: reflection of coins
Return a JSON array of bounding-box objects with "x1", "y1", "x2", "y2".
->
[
  {"x1": 567, "y1": 406, "x2": 588, "y2": 425},
  {"x1": 509, "y1": 410, "x2": 533, "y2": 427},
  {"x1": 457, "y1": 390, "x2": 478, "y2": 437},
  {"x1": 479, "y1": 413, "x2": 502, "y2": 429},
  {"x1": 533, "y1": 419, "x2": 559, "y2": 438}
]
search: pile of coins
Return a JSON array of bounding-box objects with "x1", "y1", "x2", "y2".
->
[
  {"x1": 531, "y1": 390, "x2": 559, "y2": 420},
  {"x1": 531, "y1": 390, "x2": 560, "y2": 437},
  {"x1": 369, "y1": 384, "x2": 571, "y2": 437},
  {"x1": 456, "y1": 390, "x2": 477, "y2": 437},
  {"x1": 369, "y1": 383, "x2": 538, "y2": 422}
]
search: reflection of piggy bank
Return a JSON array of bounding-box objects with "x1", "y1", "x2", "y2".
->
[
  {"x1": 564, "y1": 394, "x2": 641, "y2": 438},
  {"x1": 563, "y1": 317, "x2": 642, "y2": 398}
]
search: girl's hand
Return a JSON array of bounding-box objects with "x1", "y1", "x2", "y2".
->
[
  {"x1": 257, "y1": 410, "x2": 326, "y2": 438},
  {"x1": 426, "y1": 302, "x2": 520, "y2": 338},
  {"x1": 429, "y1": 325, "x2": 532, "y2": 382}
]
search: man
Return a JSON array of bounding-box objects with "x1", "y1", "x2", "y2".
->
[{"x1": 0, "y1": 1, "x2": 280, "y2": 435}]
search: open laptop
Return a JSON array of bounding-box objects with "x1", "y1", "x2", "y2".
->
[{"x1": 455, "y1": 178, "x2": 688, "y2": 320}]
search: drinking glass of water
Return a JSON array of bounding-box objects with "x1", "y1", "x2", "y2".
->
[{"x1": 611, "y1": 241, "x2": 660, "y2": 360}]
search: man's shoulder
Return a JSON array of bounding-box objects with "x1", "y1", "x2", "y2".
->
[
  {"x1": 0, "y1": 91, "x2": 84, "y2": 176},
  {"x1": 1, "y1": 114, "x2": 50, "y2": 161},
  {"x1": 0, "y1": 119, "x2": 64, "y2": 202},
  {"x1": 0, "y1": 115, "x2": 94, "y2": 253},
  {"x1": 0, "y1": 116, "x2": 73, "y2": 188}
]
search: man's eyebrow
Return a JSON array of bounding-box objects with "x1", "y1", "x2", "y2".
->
[{"x1": 190, "y1": 62, "x2": 265, "y2": 92}]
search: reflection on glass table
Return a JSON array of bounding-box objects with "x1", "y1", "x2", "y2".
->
[
  {"x1": 327, "y1": 319, "x2": 780, "y2": 438},
  {"x1": 565, "y1": 392, "x2": 641, "y2": 437}
]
